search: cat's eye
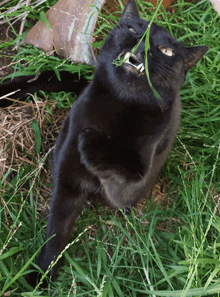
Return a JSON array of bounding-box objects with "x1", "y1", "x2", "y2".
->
[
  {"x1": 159, "y1": 46, "x2": 174, "y2": 57},
  {"x1": 129, "y1": 28, "x2": 136, "y2": 33}
]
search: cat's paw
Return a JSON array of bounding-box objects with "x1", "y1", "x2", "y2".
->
[{"x1": 26, "y1": 270, "x2": 48, "y2": 289}]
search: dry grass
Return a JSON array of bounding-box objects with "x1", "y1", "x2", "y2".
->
[
  {"x1": 0, "y1": 95, "x2": 71, "y2": 219},
  {"x1": 0, "y1": 95, "x2": 69, "y2": 184}
]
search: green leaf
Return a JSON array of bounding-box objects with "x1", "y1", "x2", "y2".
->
[
  {"x1": 31, "y1": 120, "x2": 41, "y2": 155},
  {"x1": 39, "y1": 11, "x2": 52, "y2": 31},
  {"x1": 53, "y1": 67, "x2": 61, "y2": 81},
  {"x1": 0, "y1": 246, "x2": 23, "y2": 260}
]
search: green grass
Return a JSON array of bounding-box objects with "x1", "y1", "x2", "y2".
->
[{"x1": 1, "y1": 0, "x2": 220, "y2": 296}]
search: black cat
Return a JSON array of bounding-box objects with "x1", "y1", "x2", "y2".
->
[{"x1": 0, "y1": 0, "x2": 208, "y2": 287}]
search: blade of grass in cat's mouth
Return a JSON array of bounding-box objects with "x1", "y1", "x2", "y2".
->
[{"x1": 118, "y1": 52, "x2": 145, "y2": 73}]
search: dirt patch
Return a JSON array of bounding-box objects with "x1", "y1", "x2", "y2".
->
[{"x1": 0, "y1": 22, "x2": 20, "y2": 79}]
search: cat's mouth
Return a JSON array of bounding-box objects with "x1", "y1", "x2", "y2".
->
[{"x1": 118, "y1": 52, "x2": 145, "y2": 74}]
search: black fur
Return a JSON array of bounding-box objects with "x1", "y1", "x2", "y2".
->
[
  {"x1": 0, "y1": 71, "x2": 88, "y2": 107},
  {"x1": 0, "y1": 0, "x2": 208, "y2": 287}
]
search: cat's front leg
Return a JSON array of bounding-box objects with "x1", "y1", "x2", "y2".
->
[
  {"x1": 26, "y1": 178, "x2": 88, "y2": 287},
  {"x1": 78, "y1": 128, "x2": 148, "y2": 209},
  {"x1": 78, "y1": 128, "x2": 111, "y2": 175},
  {"x1": 78, "y1": 128, "x2": 144, "y2": 181}
]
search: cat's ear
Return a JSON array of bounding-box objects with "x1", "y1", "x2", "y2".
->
[
  {"x1": 184, "y1": 46, "x2": 209, "y2": 70},
  {"x1": 120, "y1": 0, "x2": 140, "y2": 22}
]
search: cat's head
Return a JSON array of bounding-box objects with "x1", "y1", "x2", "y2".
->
[{"x1": 96, "y1": 0, "x2": 208, "y2": 111}]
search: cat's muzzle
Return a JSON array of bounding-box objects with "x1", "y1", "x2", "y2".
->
[{"x1": 118, "y1": 52, "x2": 145, "y2": 73}]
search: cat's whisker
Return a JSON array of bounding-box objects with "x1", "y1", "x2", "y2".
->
[
  {"x1": 157, "y1": 73, "x2": 170, "y2": 87},
  {"x1": 157, "y1": 69, "x2": 173, "y2": 81},
  {"x1": 158, "y1": 72, "x2": 172, "y2": 86},
  {"x1": 157, "y1": 62, "x2": 176, "y2": 75},
  {"x1": 152, "y1": 63, "x2": 173, "y2": 86},
  {"x1": 153, "y1": 62, "x2": 175, "y2": 82},
  {"x1": 152, "y1": 57, "x2": 176, "y2": 74}
]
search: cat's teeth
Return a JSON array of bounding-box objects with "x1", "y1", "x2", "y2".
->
[
  {"x1": 122, "y1": 52, "x2": 145, "y2": 73},
  {"x1": 136, "y1": 63, "x2": 143, "y2": 70},
  {"x1": 124, "y1": 52, "x2": 131, "y2": 61},
  {"x1": 140, "y1": 65, "x2": 145, "y2": 72}
]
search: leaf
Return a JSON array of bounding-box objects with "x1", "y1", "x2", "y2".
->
[
  {"x1": 53, "y1": 67, "x2": 61, "y2": 81},
  {"x1": 39, "y1": 11, "x2": 52, "y2": 31},
  {"x1": 91, "y1": 40, "x2": 105, "y2": 48},
  {"x1": 0, "y1": 246, "x2": 23, "y2": 260},
  {"x1": 31, "y1": 121, "x2": 41, "y2": 155}
]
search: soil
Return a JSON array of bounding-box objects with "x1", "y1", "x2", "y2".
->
[{"x1": 0, "y1": 22, "x2": 19, "y2": 79}]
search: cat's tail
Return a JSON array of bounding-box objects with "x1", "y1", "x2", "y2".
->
[{"x1": 0, "y1": 71, "x2": 89, "y2": 107}]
